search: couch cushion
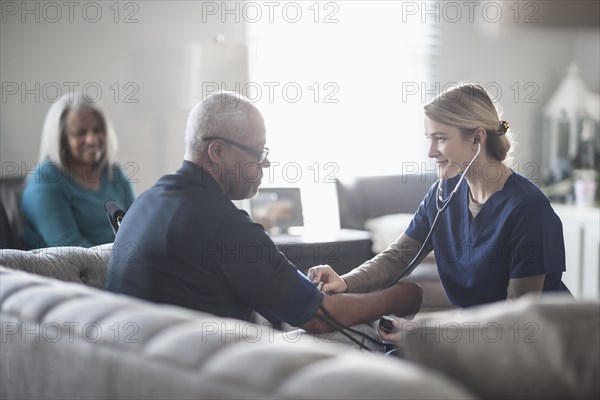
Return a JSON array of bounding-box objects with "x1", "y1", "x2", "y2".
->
[
  {"x1": 0, "y1": 244, "x2": 112, "y2": 288},
  {"x1": 1, "y1": 266, "x2": 476, "y2": 399},
  {"x1": 401, "y1": 294, "x2": 599, "y2": 399}
]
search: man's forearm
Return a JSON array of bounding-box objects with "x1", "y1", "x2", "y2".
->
[{"x1": 302, "y1": 281, "x2": 423, "y2": 333}]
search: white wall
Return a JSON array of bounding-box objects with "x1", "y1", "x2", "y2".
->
[
  {"x1": 435, "y1": 18, "x2": 599, "y2": 184},
  {"x1": 2, "y1": 1, "x2": 598, "y2": 194},
  {"x1": 1, "y1": 1, "x2": 247, "y2": 193}
]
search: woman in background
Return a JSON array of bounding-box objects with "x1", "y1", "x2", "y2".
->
[
  {"x1": 309, "y1": 83, "x2": 570, "y2": 313},
  {"x1": 22, "y1": 92, "x2": 135, "y2": 248}
]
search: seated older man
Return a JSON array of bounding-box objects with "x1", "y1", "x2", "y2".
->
[{"x1": 105, "y1": 92, "x2": 422, "y2": 334}]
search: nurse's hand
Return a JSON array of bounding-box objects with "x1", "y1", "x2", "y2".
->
[
  {"x1": 307, "y1": 265, "x2": 348, "y2": 294},
  {"x1": 377, "y1": 316, "x2": 407, "y2": 342}
]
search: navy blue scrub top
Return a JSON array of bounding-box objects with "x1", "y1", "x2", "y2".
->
[{"x1": 405, "y1": 172, "x2": 569, "y2": 307}]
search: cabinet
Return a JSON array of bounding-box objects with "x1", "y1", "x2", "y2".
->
[{"x1": 553, "y1": 204, "x2": 600, "y2": 300}]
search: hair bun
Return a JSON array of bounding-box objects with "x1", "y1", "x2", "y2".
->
[{"x1": 498, "y1": 120, "x2": 509, "y2": 135}]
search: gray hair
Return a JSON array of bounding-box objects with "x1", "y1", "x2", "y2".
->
[
  {"x1": 39, "y1": 92, "x2": 118, "y2": 170},
  {"x1": 184, "y1": 91, "x2": 263, "y2": 160}
]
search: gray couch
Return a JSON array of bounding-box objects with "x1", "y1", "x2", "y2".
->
[
  {"x1": 0, "y1": 177, "x2": 26, "y2": 249},
  {"x1": 0, "y1": 245, "x2": 471, "y2": 400},
  {"x1": 335, "y1": 174, "x2": 438, "y2": 231},
  {"x1": 1, "y1": 246, "x2": 598, "y2": 399}
]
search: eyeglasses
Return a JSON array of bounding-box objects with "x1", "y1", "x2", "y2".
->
[{"x1": 203, "y1": 136, "x2": 269, "y2": 163}]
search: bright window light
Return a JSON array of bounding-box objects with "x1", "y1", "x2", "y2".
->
[
  {"x1": 246, "y1": 1, "x2": 437, "y2": 231},
  {"x1": 247, "y1": 1, "x2": 436, "y2": 180}
]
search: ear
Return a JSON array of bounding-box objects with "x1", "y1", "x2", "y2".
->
[
  {"x1": 473, "y1": 127, "x2": 487, "y2": 145},
  {"x1": 207, "y1": 140, "x2": 225, "y2": 163}
]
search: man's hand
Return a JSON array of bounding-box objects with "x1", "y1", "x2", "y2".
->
[{"x1": 307, "y1": 265, "x2": 348, "y2": 294}]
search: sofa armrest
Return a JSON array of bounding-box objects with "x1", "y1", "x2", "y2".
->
[{"x1": 0, "y1": 244, "x2": 112, "y2": 288}]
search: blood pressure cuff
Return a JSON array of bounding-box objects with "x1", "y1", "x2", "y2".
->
[{"x1": 254, "y1": 270, "x2": 324, "y2": 327}]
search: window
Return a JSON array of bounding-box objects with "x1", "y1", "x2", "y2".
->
[
  {"x1": 247, "y1": 1, "x2": 437, "y2": 180},
  {"x1": 246, "y1": 1, "x2": 437, "y2": 231}
]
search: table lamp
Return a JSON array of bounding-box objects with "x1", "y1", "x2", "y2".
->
[{"x1": 543, "y1": 63, "x2": 599, "y2": 206}]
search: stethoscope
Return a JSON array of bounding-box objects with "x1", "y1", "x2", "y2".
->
[
  {"x1": 384, "y1": 141, "x2": 481, "y2": 288},
  {"x1": 435, "y1": 142, "x2": 481, "y2": 212}
]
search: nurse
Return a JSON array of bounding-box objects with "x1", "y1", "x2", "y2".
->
[{"x1": 308, "y1": 83, "x2": 570, "y2": 308}]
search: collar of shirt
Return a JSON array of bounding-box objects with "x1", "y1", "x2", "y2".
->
[{"x1": 177, "y1": 160, "x2": 222, "y2": 193}]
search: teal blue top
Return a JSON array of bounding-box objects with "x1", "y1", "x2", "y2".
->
[{"x1": 22, "y1": 161, "x2": 135, "y2": 249}]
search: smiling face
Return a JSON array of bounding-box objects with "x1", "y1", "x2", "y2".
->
[
  {"x1": 425, "y1": 117, "x2": 476, "y2": 180},
  {"x1": 63, "y1": 109, "x2": 106, "y2": 166}
]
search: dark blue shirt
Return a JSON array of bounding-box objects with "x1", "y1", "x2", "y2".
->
[
  {"x1": 405, "y1": 172, "x2": 569, "y2": 307},
  {"x1": 105, "y1": 161, "x2": 322, "y2": 326}
]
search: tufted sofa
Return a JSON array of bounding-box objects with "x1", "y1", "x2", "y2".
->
[
  {"x1": 0, "y1": 246, "x2": 474, "y2": 400},
  {"x1": 1, "y1": 246, "x2": 598, "y2": 400},
  {"x1": 0, "y1": 244, "x2": 110, "y2": 287}
]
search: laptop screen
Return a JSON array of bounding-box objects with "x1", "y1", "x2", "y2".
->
[{"x1": 250, "y1": 188, "x2": 303, "y2": 234}]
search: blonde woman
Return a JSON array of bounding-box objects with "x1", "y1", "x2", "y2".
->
[{"x1": 310, "y1": 83, "x2": 570, "y2": 310}]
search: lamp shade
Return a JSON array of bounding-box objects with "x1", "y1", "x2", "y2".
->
[{"x1": 544, "y1": 63, "x2": 590, "y2": 119}]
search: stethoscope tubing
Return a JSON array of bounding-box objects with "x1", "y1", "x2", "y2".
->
[
  {"x1": 385, "y1": 142, "x2": 481, "y2": 288},
  {"x1": 436, "y1": 142, "x2": 481, "y2": 212}
]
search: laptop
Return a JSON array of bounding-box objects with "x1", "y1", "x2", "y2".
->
[{"x1": 250, "y1": 188, "x2": 304, "y2": 235}]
